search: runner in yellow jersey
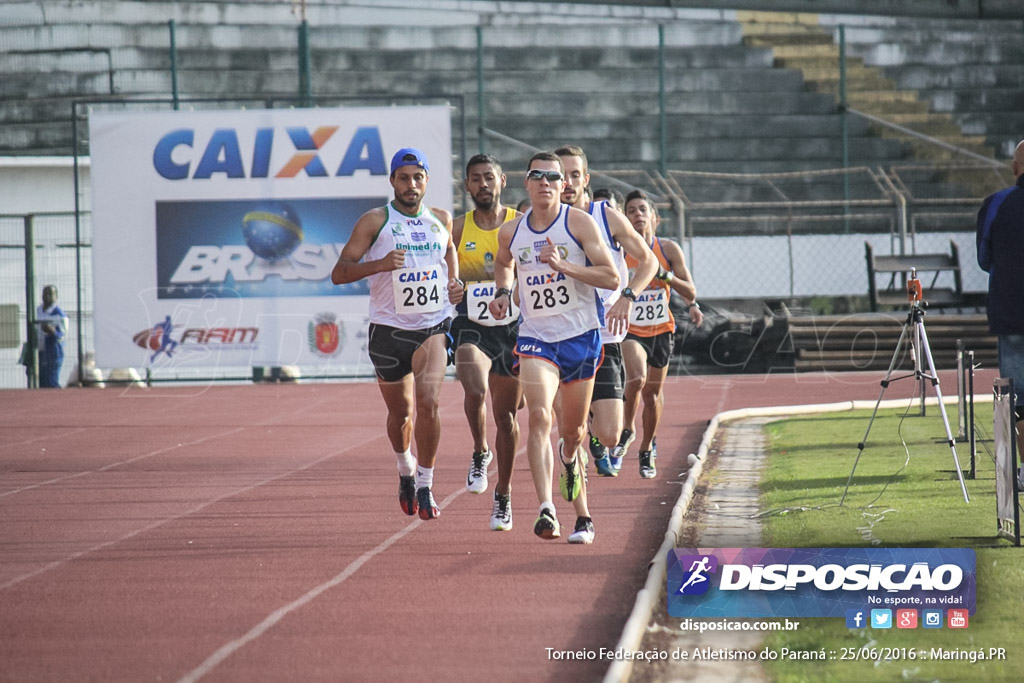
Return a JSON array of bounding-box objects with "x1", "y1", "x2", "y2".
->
[{"x1": 451, "y1": 154, "x2": 523, "y2": 530}]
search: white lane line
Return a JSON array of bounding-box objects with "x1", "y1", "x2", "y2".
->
[
  {"x1": 0, "y1": 427, "x2": 89, "y2": 451},
  {"x1": 0, "y1": 395, "x2": 339, "y2": 499},
  {"x1": 0, "y1": 431, "x2": 387, "y2": 592},
  {"x1": 178, "y1": 448, "x2": 523, "y2": 683},
  {"x1": 0, "y1": 428, "x2": 245, "y2": 500}
]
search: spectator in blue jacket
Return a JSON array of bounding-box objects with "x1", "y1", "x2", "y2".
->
[{"x1": 35, "y1": 285, "x2": 67, "y2": 388}]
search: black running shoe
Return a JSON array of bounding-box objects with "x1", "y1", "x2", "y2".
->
[
  {"x1": 399, "y1": 475, "x2": 417, "y2": 516},
  {"x1": 639, "y1": 450, "x2": 657, "y2": 479},
  {"x1": 533, "y1": 506, "x2": 560, "y2": 539},
  {"x1": 417, "y1": 486, "x2": 440, "y2": 520}
]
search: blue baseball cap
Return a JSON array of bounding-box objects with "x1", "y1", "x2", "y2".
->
[{"x1": 390, "y1": 147, "x2": 430, "y2": 175}]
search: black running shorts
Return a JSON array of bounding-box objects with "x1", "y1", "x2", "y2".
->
[
  {"x1": 450, "y1": 316, "x2": 518, "y2": 377},
  {"x1": 625, "y1": 331, "x2": 675, "y2": 369},
  {"x1": 592, "y1": 342, "x2": 625, "y2": 401},
  {"x1": 367, "y1": 320, "x2": 451, "y2": 382}
]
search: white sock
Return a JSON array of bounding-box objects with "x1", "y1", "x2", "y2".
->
[
  {"x1": 539, "y1": 501, "x2": 556, "y2": 517},
  {"x1": 416, "y1": 465, "x2": 434, "y2": 491},
  {"x1": 396, "y1": 450, "x2": 416, "y2": 477}
]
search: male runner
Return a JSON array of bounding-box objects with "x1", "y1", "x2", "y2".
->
[
  {"x1": 331, "y1": 148, "x2": 464, "y2": 520},
  {"x1": 451, "y1": 154, "x2": 523, "y2": 530},
  {"x1": 555, "y1": 145, "x2": 657, "y2": 476},
  {"x1": 489, "y1": 151, "x2": 620, "y2": 544},
  {"x1": 621, "y1": 189, "x2": 703, "y2": 478}
]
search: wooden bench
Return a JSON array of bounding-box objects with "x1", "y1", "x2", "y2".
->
[{"x1": 865, "y1": 240, "x2": 963, "y2": 312}]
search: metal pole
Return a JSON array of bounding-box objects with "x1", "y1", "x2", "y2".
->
[
  {"x1": 839, "y1": 24, "x2": 850, "y2": 232},
  {"x1": 24, "y1": 215, "x2": 37, "y2": 388},
  {"x1": 168, "y1": 20, "x2": 179, "y2": 110},
  {"x1": 72, "y1": 103, "x2": 85, "y2": 386},
  {"x1": 298, "y1": 20, "x2": 312, "y2": 107},
  {"x1": 658, "y1": 24, "x2": 667, "y2": 178},
  {"x1": 968, "y1": 350, "x2": 976, "y2": 479},
  {"x1": 476, "y1": 25, "x2": 485, "y2": 154}
]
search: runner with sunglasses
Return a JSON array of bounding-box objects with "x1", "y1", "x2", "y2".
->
[{"x1": 488, "y1": 152, "x2": 620, "y2": 544}]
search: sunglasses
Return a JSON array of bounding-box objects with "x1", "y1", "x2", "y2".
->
[{"x1": 526, "y1": 169, "x2": 564, "y2": 182}]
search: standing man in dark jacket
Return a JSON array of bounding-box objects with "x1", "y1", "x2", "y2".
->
[{"x1": 977, "y1": 139, "x2": 1024, "y2": 486}]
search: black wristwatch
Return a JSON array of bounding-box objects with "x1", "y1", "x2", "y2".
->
[
  {"x1": 620, "y1": 287, "x2": 637, "y2": 302},
  {"x1": 495, "y1": 287, "x2": 512, "y2": 299}
]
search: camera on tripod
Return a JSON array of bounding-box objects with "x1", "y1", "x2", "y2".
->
[{"x1": 906, "y1": 267, "x2": 923, "y2": 304}]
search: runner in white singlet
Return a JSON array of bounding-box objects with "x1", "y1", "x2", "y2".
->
[
  {"x1": 331, "y1": 148, "x2": 464, "y2": 523},
  {"x1": 488, "y1": 151, "x2": 621, "y2": 546},
  {"x1": 555, "y1": 145, "x2": 657, "y2": 478}
]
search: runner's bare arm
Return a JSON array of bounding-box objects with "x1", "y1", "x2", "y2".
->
[
  {"x1": 331, "y1": 208, "x2": 404, "y2": 284},
  {"x1": 488, "y1": 219, "x2": 516, "y2": 320},
  {"x1": 660, "y1": 239, "x2": 702, "y2": 326},
  {"x1": 436, "y1": 209, "x2": 464, "y2": 304},
  {"x1": 607, "y1": 208, "x2": 658, "y2": 334}
]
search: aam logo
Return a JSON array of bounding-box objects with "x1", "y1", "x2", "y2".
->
[
  {"x1": 677, "y1": 554, "x2": 718, "y2": 596},
  {"x1": 153, "y1": 126, "x2": 386, "y2": 180}
]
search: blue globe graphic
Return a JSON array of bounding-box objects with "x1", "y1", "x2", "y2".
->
[{"x1": 242, "y1": 203, "x2": 303, "y2": 260}]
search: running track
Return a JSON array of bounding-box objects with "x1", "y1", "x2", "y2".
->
[{"x1": 0, "y1": 370, "x2": 988, "y2": 681}]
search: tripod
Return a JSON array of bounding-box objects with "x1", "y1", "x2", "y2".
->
[{"x1": 842, "y1": 273, "x2": 970, "y2": 505}]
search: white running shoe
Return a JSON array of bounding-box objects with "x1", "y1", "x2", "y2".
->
[
  {"x1": 466, "y1": 450, "x2": 493, "y2": 494},
  {"x1": 490, "y1": 491, "x2": 512, "y2": 531},
  {"x1": 567, "y1": 516, "x2": 595, "y2": 544}
]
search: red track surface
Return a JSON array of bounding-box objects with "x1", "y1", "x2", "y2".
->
[{"x1": 0, "y1": 370, "x2": 990, "y2": 682}]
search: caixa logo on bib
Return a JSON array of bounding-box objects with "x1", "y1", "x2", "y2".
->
[{"x1": 667, "y1": 548, "x2": 975, "y2": 619}]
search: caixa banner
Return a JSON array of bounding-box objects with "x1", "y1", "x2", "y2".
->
[
  {"x1": 667, "y1": 548, "x2": 975, "y2": 618},
  {"x1": 89, "y1": 105, "x2": 452, "y2": 370}
]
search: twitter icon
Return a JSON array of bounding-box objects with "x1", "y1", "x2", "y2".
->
[{"x1": 871, "y1": 609, "x2": 892, "y2": 629}]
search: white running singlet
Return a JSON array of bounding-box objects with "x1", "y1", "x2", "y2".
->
[
  {"x1": 510, "y1": 205, "x2": 604, "y2": 343},
  {"x1": 590, "y1": 200, "x2": 629, "y2": 344},
  {"x1": 364, "y1": 203, "x2": 453, "y2": 329}
]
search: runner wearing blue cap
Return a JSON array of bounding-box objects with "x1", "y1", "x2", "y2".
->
[{"x1": 332, "y1": 147, "x2": 465, "y2": 521}]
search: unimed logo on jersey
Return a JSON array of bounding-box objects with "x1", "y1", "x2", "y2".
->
[{"x1": 667, "y1": 548, "x2": 976, "y2": 619}]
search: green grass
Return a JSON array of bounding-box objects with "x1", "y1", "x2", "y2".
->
[{"x1": 757, "y1": 404, "x2": 1023, "y2": 682}]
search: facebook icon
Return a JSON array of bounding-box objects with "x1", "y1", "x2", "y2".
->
[{"x1": 845, "y1": 609, "x2": 866, "y2": 629}]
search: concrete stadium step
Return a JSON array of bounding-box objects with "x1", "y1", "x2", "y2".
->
[
  {"x1": 882, "y1": 64, "x2": 1024, "y2": 90},
  {"x1": 0, "y1": 121, "x2": 79, "y2": 155},
  {"x1": 0, "y1": 71, "x2": 114, "y2": 98},
  {"x1": 848, "y1": 41, "x2": 1024, "y2": 67},
  {"x1": 484, "y1": 136, "x2": 902, "y2": 165},
  {"x1": 836, "y1": 24, "x2": 1024, "y2": 45},
  {"x1": 0, "y1": 20, "x2": 745, "y2": 53},
  {"x1": 484, "y1": 114, "x2": 875, "y2": 141},
  {"x1": 926, "y1": 88, "x2": 1024, "y2": 114},
  {"x1": 480, "y1": 91, "x2": 836, "y2": 118},
  {"x1": 786, "y1": 313, "x2": 997, "y2": 373}
]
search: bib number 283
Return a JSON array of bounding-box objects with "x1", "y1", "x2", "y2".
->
[{"x1": 523, "y1": 270, "x2": 578, "y2": 319}]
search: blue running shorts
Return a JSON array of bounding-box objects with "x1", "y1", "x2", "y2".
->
[{"x1": 514, "y1": 329, "x2": 602, "y2": 383}]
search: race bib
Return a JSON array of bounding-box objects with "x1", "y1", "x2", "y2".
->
[
  {"x1": 391, "y1": 264, "x2": 444, "y2": 314},
  {"x1": 522, "y1": 269, "x2": 578, "y2": 319},
  {"x1": 630, "y1": 288, "x2": 670, "y2": 325},
  {"x1": 466, "y1": 281, "x2": 517, "y2": 327}
]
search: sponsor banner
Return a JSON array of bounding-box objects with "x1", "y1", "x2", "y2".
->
[
  {"x1": 89, "y1": 105, "x2": 452, "y2": 369},
  {"x1": 667, "y1": 548, "x2": 975, "y2": 618}
]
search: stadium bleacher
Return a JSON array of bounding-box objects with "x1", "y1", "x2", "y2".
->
[{"x1": 1, "y1": 1, "x2": 1021, "y2": 175}]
